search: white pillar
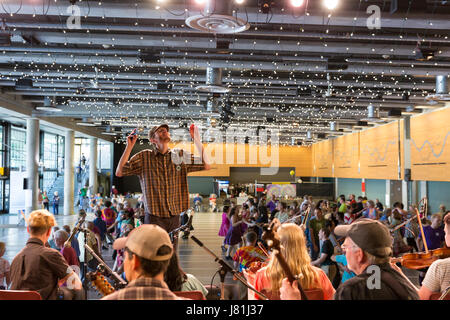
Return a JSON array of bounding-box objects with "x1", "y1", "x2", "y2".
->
[
  {"x1": 335, "y1": 178, "x2": 339, "y2": 200},
  {"x1": 402, "y1": 117, "x2": 412, "y2": 207},
  {"x1": 420, "y1": 181, "x2": 427, "y2": 200},
  {"x1": 89, "y1": 137, "x2": 98, "y2": 195},
  {"x1": 25, "y1": 118, "x2": 39, "y2": 215},
  {"x1": 385, "y1": 180, "x2": 391, "y2": 208},
  {"x1": 64, "y1": 130, "x2": 75, "y2": 215}
]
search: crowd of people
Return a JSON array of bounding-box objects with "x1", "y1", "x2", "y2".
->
[
  {"x1": 216, "y1": 193, "x2": 450, "y2": 300},
  {"x1": 1, "y1": 121, "x2": 449, "y2": 301}
]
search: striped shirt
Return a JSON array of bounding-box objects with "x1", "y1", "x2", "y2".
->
[
  {"x1": 121, "y1": 148, "x2": 206, "y2": 218},
  {"x1": 101, "y1": 277, "x2": 184, "y2": 300},
  {"x1": 422, "y1": 257, "x2": 450, "y2": 293}
]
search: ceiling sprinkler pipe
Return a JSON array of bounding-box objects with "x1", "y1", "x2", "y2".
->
[
  {"x1": 368, "y1": 104, "x2": 375, "y2": 118},
  {"x1": 206, "y1": 67, "x2": 222, "y2": 86},
  {"x1": 436, "y1": 75, "x2": 449, "y2": 94},
  {"x1": 307, "y1": 131, "x2": 312, "y2": 139},
  {"x1": 330, "y1": 121, "x2": 337, "y2": 131}
]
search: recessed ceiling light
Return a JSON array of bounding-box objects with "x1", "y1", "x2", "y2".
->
[{"x1": 35, "y1": 106, "x2": 62, "y2": 112}]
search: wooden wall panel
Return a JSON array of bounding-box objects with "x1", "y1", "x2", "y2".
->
[
  {"x1": 168, "y1": 142, "x2": 313, "y2": 177},
  {"x1": 333, "y1": 132, "x2": 361, "y2": 178},
  {"x1": 359, "y1": 121, "x2": 401, "y2": 180},
  {"x1": 313, "y1": 140, "x2": 333, "y2": 177},
  {"x1": 411, "y1": 106, "x2": 450, "y2": 181}
]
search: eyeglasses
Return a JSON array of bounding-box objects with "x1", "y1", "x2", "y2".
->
[{"x1": 341, "y1": 244, "x2": 359, "y2": 251}]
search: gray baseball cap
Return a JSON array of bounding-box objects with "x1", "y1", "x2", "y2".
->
[{"x1": 334, "y1": 219, "x2": 393, "y2": 257}]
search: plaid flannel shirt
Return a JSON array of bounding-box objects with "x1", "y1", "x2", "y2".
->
[
  {"x1": 121, "y1": 148, "x2": 206, "y2": 218},
  {"x1": 101, "y1": 277, "x2": 184, "y2": 300}
]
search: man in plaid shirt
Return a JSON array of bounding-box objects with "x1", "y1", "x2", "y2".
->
[{"x1": 116, "y1": 124, "x2": 210, "y2": 239}]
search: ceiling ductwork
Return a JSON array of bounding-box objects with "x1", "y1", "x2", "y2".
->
[
  {"x1": 426, "y1": 75, "x2": 450, "y2": 102},
  {"x1": 196, "y1": 67, "x2": 230, "y2": 93},
  {"x1": 185, "y1": 0, "x2": 250, "y2": 34}
]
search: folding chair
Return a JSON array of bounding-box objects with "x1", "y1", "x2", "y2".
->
[
  {"x1": 173, "y1": 290, "x2": 206, "y2": 300},
  {"x1": 0, "y1": 290, "x2": 42, "y2": 300}
]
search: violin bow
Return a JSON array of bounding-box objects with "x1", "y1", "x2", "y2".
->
[{"x1": 415, "y1": 206, "x2": 429, "y2": 254}]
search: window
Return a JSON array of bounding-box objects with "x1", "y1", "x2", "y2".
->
[
  {"x1": 98, "y1": 141, "x2": 111, "y2": 170},
  {"x1": 10, "y1": 128, "x2": 26, "y2": 171},
  {"x1": 43, "y1": 133, "x2": 58, "y2": 170}
]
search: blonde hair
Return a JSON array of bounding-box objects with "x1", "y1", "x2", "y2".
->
[
  {"x1": 266, "y1": 223, "x2": 320, "y2": 296},
  {"x1": 28, "y1": 209, "x2": 57, "y2": 235}
]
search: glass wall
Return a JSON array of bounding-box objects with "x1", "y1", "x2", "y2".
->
[
  {"x1": 10, "y1": 128, "x2": 26, "y2": 171},
  {"x1": 40, "y1": 132, "x2": 65, "y2": 193},
  {"x1": 0, "y1": 123, "x2": 8, "y2": 212},
  {"x1": 98, "y1": 141, "x2": 111, "y2": 170},
  {"x1": 74, "y1": 138, "x2": 90, "y2": 168}
]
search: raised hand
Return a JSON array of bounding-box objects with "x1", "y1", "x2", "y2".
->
[
  {"x1": 189, "y1": 124, "x2": 201, "y2": 143},
  {"x1": 127, "y1": 128, "x2": 138, "y2": 148}
]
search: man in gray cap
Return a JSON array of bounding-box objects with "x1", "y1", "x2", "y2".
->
[
  {"x1": 116, "y1": 124, "x2": 210, "y2": 241},
  {"x1": 102, "y1": 224, "x2": 182, "y2": 300},
  {"x1": 280, "y1": 219, "x2": 419, "y2": 300}
]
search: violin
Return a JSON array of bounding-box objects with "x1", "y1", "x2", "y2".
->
[
  {"x1": 262, "y1": 220, "x2": 309, "y2": 300},
  {"x1": 391, "y1": 199, "x2": 450, "y2": 270},
  {"x1": 391, "y1": 247, "x2": 450, "y2": 270}
]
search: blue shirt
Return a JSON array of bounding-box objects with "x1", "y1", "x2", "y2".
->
[
  {"x1": 335, "y1": 254, "x2": 356, "y2": 283},
  {"x1": 93, "y1": 217, "x2": 107, "y2": 239}
]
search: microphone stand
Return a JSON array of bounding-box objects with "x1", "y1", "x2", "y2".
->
[{"x1": 190, "y1": 235, "x2": 269, "y2": 300}]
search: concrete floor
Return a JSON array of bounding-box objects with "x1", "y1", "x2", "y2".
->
[{"x1": 0, "y1": 211, "x2": 419, "y2": 299}]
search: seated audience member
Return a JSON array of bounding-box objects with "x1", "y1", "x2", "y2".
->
[
  {"x1": 62, "y1": 225, "x2": 81, "y2": 259},
  {"x1": 165, "y1": 251, "x2": 208, "y2": 298},
  {"x1": 233, "y1": 231, "x2": 267, "y2": 272},
  {"x1": 332, "y1": 254, "x2": 356, "y2": 284},
  {"x1": 375, "y1": 199, "x2": 384, "y2": 212},
  {"x1": 48, "y1": 226, "x2": 60, "y2": 250},
  {"x1": 54, "y1": 230, "x2": 79, "y2": 268},
  {"x1": 9, "y1": 210, "x2": 83, "y2": 300},
  {"x1": 363, "y1": 200, "x2": 379, "y2": 220},
  {"x1": 274, "y1": 202, "x2": 289, "y2": 223},
  {"x1": 0, "y1": 242, "x2": 11, "y2": 289},
  {"x1": 102, "y1": 225, "x2": 183, "y2": 300},
  {"x1": 280, "y1": 219, "x2": 419, "y2": 300},
  {"x1": 344, "y1": 206, "x2": 354, "y2": 225},
  {"x1": 253, "y1": 223, "x2": 335, "y2": 300},
  {"x1": 418, "y1": 214, "x2": 445, "y2": 252},
  {"x1": 311, "y1": 228, "x2": 338, "y2": 284},
  {"x1": 379, "y1": 208, "x2": 392, "y2": 224}
]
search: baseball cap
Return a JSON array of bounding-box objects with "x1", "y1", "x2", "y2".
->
[
  {"x1": 149, "y1": 124, "x2": 169, "y2": 139},
  {"x1": 334, "y1": 219, "x2": 393, "y2": 257},
  {"x1": 113, "y1": 225, "x2": 173, "y2": 261}
]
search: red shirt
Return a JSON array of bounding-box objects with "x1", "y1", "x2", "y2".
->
[
  {"x1": 102, "y1": 207, "x2": 116, "y2": 227},
  {"x1": 60, "y1": 247, "x2": 79, "y2": 267}
]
